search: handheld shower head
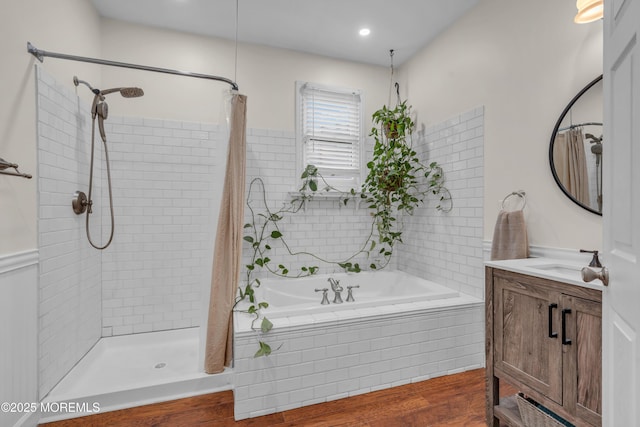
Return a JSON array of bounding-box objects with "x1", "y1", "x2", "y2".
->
[
  {"x1": 93, "y1": 87, "x2": 143, "y2": 142},
  {"x1": 73, "y1": 76, "x2": 144, "y2": 99},
  {"x1": 100, "y1": 87, "x2": 144, "y2": 98},
  {"x1": 74, "y1": 76, "x2": 144, "y2": 143}
]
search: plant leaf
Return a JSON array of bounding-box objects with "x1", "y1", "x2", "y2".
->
[
  {"x1": 271, "y1": 230, "x2": 283, "y2": 239},
  {"x1": 254, "y1": 341, "x2": 272, "y2": 357},
  {"x1": 261, "y1": 317, "x2": 273, "y2": 333}
]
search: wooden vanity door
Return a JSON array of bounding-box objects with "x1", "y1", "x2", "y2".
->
[
  {"x1": 494, "y1": 274, "x2": 563, "y2": 404},
  {"x1": 562, "y1": 295, "x2": 602, "y2": 426}
]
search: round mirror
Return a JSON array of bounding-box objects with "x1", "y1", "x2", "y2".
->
[{"x1": 549, "y1": 75, "x2": 603, "y2": 215}]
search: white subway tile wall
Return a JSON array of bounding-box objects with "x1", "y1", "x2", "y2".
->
[
  {"x1": 397, "y1": 107, "x2": 485, "y2": 299},
  {"x1": 243, "y1": 130, "x2": 392, "y2": 281},
  {"x1": 100, "y1": 117, "x2": 220, "y2": 336},
  {"x1": 234, "y1": 304, "x2": 484, "y2": 419},
  {"x1": 37, "y1": 67, "x2": 102, "y2": 397}
]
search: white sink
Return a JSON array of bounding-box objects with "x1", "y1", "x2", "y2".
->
[
  {"x1": 530, "y1": 263, "x2": 583, "y2": 277},
  {"x1": 485, "y1": 257, "x2": 604, "y2": 290}
]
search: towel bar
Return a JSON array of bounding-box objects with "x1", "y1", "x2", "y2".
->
[
  {"x1": 502, "y1": 190, "x2": 526, "y2": 211},
  {"x1": 0, "y1": 158, "x2": 32, "y2": 179}
]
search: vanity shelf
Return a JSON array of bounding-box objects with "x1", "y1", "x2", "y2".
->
[
  {"x1": 486, "y1": 266, "x2": 602, "y2": 427},
  {"x1": 494, "y1": 395, "x2": 524, "y2": 427}
]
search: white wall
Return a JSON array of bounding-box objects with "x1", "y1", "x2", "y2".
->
[
  {"x1": 0, "y1": 0, "x2": 102, "y2": 255},
  {"x1": 98, "y1": 19, "x2": 390, "y2": 131},
  {"x1": 398, "y1": 0, "x2": 604, "y2": 251}
]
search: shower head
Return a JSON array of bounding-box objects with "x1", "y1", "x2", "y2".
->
[
  {"x1": 100, "y1": 86, "x2": 144, "y2": 98},
  {"x1": 73, "y1": 76, "x2": 144, "y2": 99},
  {"x1": 73, "y1": 76, "x2": 144, "y2": 143}
]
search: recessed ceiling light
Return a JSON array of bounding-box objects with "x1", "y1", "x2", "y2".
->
[{"x1": 359, "y1": 28, "x2": 371, "y2": 36}]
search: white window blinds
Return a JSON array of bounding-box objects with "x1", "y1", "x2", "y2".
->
[{"x1": 299, "y1": 83, "x2": 362, "y2": 180}]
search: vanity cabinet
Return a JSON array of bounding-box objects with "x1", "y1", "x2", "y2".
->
[{"x1": 486, "y1": 267, "x2": 602, "y2": 427}]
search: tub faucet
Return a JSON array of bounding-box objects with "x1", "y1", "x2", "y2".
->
[
  {"x1": 328, "y1": 278, "x2": 343, "y2": 304},
  {"x1": 346, "y1": 285, "x2": 360, "y2": 302},
  {"x1": 315, "y1": 288, "x2": 330, "y2": 305}
]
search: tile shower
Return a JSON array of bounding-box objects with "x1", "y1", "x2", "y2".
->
[{"x1": 36, "y1": 67, "x2": 221, "y2": 398}]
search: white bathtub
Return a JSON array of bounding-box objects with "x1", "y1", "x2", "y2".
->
[
  {"x1": 252, "y1": 270, "x2": 459, "y2": 319},
  {"x1": 233, "y1": 269, "x2": 484, "y2": 420}
]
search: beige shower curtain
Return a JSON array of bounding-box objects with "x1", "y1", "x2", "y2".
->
[
  {"x1": 553, "y1": 128, "x2": 590, "y2": 205},
  {"x1": 205, "y1": 93, "x2": 247, "y2": 374}
]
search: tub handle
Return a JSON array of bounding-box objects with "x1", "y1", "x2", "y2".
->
[
  {"x1": 346, "y1": 285, "x2": 360, "y2": 302},
  {"x1": 315, "y1": 288, "x2": 330, "y2": 305}
]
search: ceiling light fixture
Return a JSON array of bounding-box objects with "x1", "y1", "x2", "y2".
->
[
  {"x1": 575, "y1": 0, "x2": 603, "y2": 24},
  {"x1": 359, "y1": 28, "x2": 371, "y2": 36}
]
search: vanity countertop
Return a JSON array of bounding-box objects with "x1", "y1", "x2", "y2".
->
[{"x1": 485, "y1": 257, "x2": 606, "y2": 291}]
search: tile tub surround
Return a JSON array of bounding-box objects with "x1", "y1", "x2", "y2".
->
[
  {"x1": 233, "y1": 295, "x2": 483, "y2": 420},
  {"x1": 241, "y1": 107, "x2": 484, "y2": 296},
  {"x1": 398, "y1": 107, "x2": 485, "y2": 300},
  {"x1": 234, "y1": 107, "x2": 486, "y2": 419}
]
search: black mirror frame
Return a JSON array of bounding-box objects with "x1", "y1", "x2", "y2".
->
[{"x1": 549, "y1": 74, "x2": 603, "y2": 216}]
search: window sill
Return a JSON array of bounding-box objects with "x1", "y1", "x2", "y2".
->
[{"x1": 287, "y1": 191, "x2": 364, "y2": 211}]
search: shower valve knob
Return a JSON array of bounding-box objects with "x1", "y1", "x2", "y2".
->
[{"x1": 72, "y1": 191, "x2": 88, "y2": 215}]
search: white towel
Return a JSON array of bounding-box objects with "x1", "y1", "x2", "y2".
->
[{"x1": 490, "y1": 210, "x2": 529, "y2": 261}]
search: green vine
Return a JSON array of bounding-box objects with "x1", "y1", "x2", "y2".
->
[
  {"x1": 235, "y1": 100, "x2": 452, "y2": 357},
  {"x1": 363, "y1": 100, "x2": 452, "y2": 257}
]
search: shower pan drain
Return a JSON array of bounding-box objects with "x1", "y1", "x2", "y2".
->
[{"x1": 154, "y1": 363, "x2": 167, "y2": 369}]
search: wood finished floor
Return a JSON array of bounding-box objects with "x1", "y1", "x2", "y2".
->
[{"x1": 40, "y1": 369, "x2": 501, "y2": 426}]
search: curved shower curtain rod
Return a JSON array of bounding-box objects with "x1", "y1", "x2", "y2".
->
[{"x1": 27, "y1": 42, "x2": 239, "y2": 91}]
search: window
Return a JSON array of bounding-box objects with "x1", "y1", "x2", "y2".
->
[{"x1": 296, "y1": 82, "x2": 364, "y2": 191}]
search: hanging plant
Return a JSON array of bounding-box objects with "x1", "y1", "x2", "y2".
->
[{"x1": 362, "y1": 100, "x2": 452, "y2": 257}]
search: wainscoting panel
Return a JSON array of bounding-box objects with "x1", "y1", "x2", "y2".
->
[{"x1": 0, "y1": 250, "x2": 39, "y2": 427}]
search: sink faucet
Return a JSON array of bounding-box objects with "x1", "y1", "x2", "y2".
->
[
  {"x1": 328, "y1": 278, "x2": 343, "y2": 304},
  {"x1": 580, "y1": 249, "x2": 602, "y2": 268}
]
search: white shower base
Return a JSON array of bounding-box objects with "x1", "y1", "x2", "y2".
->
[{"x1": 40, "y1": 327, "x2": 233, "y2": 423}]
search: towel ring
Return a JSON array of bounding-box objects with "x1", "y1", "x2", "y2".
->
[{"x1": 502, "y1": 191, "x2": 526, "y2": 211}]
